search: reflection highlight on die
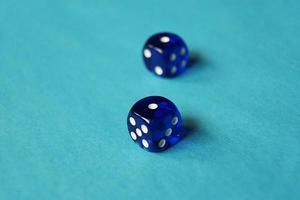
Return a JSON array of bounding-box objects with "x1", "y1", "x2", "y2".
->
[{"x1": 127, "y1": 96, "x2": 183, "y2": 152}]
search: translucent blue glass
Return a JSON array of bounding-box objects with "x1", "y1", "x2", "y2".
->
[
  {"x1": 143, "y1": 32, "x2": 189, "y2": 78},
  {"x1": 127, "y1": 96, "x2": 182, "y2": 152}
]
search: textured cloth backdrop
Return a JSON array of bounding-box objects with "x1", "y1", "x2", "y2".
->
[{"x1": 0, "y1": 0, "x2": 299, "y2": 199}]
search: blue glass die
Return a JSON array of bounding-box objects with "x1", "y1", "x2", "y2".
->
[
  {"x1": 127, "y1": 96, "x2": 183, "y2": 152},
  {"x1": 143, "y1": 32, "x2": 189, "y2": 78}
]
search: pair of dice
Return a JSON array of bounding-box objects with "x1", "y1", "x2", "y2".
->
[{"x1": 127, "y1": 32, "x2": 189, "y2": 152}]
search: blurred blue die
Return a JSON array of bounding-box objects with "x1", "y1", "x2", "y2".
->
[{"x1": 143, "y1": 32, "x2": 189, "y2": 78}]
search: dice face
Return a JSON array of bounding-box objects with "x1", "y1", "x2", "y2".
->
[
  {"x1": 127, "y1": 96, "x2": 182, "y2": 152},
  {"x1": 143, "y1": 32, "x2": 189, "y2": 78}
]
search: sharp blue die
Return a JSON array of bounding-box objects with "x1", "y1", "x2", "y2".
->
[{"x1": 127, "y1": 96, "x2": 183, "y2": 152}]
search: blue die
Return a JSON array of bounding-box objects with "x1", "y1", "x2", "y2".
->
[
  {"x1": 143, "y1": 32, "x2": 189, "y2": 78},
  {"x1": 127, "y1": 96, "x2": 182, "y2": 152}
]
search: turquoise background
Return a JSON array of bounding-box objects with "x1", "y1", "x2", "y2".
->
[{"x1": 0, "y1": 0, "x2": 300, "y2": 199}]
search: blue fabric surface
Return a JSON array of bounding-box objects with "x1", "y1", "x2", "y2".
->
[{"x1": 0, "y1": 0, "x2": 299, "y2": 199}]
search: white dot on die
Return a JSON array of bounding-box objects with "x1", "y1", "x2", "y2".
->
[
  {"x1": 144, "y1": 49, "x2": 151, "y2": 58},
  {"x1": 172, "y1": 116, "x2": 178, "y2": 125},
  {"x1": 180, "y1": 48, "x2": 186, "y2": 55},
  {"x1": 129, "y1": 117, "x2": 136, "y2": 126},
  {"x1": 170, "y1": 53, "x2": 176, "y2": 61},
  {"x1": 148, "y1": 103, "x2": 158, "y2": 110},
  {"x1": 158, "y1": 139, "x2": 166, "y2": 148},
  {"x1": 142, "y1": 139, "x2": 149, "y2": 148},
  {"x1": 130, "y1": 132, "x2": 137, "y2": 140},
  {"x1": 136, "y1": 128, "x2": 142, "y2": 137},
  {"x1": 160, "y1": 36, "x2": 170, "y2": 43},
  {"x1": 181, "y1": 60, "x2": 187, "y2": 67},
  {"x1": 141, "y1": 124, "x2": 148, "y2": 133},
  {"x1": 171, "y1": 66, "x2": 177, "y2": 74},
  {"x1": 154, "y1": 66, "x2": 163, "y2": 75},
  {"x1": 165, "y1": 128, "x2": 172, "y2": 136}
]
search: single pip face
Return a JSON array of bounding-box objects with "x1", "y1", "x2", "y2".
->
[
  {"x1": 143, "y1": 32, "x2": 189, "y2": 78},
  {"x1": 127, "y1": 96, "x2": 182, "y2": 152}
]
